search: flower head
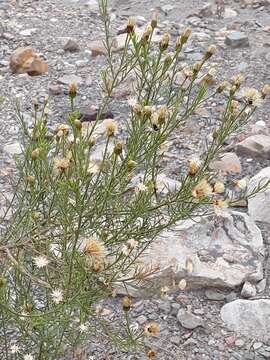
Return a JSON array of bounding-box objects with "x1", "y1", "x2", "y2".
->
[
  {"x1": 69, "y1": 82, "x2": 77, "y2": 99},
  {"x1": 242, "y1": 88, "x2": 262, "y2": 107},
  {"x1": 24, "y1": 354, "x2": 34, "y2": 360},
  {"x1": 79, "y1": 323, "x2": 88, "y2": 333},
  {"x1": 10, "y1": 344, "x2": 20, "y2": 354},
  {"x1": 178, "y1": 279, "x2": 187, "y2": 290},
  {"x1": 188, "y1": 158, "x2": 201, "y2": 176},
  {"x1": 51, "y1": 289, "x2": 63, "y2": 304},
  {"x1": 122, "y1": 296, "x2": 131, "y2": 311},
  {"x1": 135, "y1": 182, "x2": 148, "y2": 193},
  {"x1": 144, "y1": 322, "x2": 159, "y2": 336},
  {"x1": 56, "y1": 123, "x2": 70, "y2": 135},
  {"x1": 159, "y1": 33, "x2": 170, "y2": 51},
  {"x1": 33, "y1": 255, "x2": 49, "y2": 268},
  {"x1": 87, "y1": 161, "x2": 100, "y2": 175},
  {"x1": 104, "y1": 119, "x2": 118, "y2": 137},
  {"x1": 148, "y1": 349, "x2": 157, "y2": 359},
  {"x1": 262, "y1": 84, "x2": 270, "y2": 99},
  {"x1": 127, "y1": 17, "x2": 136, "y2": 33},
  {"x1": 235, "y1": 178, "x2": 248, "y2": 190},
  {"x1": 192, "y1": 179, "x2": 212, "y2": 199},
  {"x1": 54, "y1": 157, "x2": 71, "y2": 172},
  {"x1": 213, "y1": 181, "x2": 225, "y2": 194},
  {"x1": 83, "y1": 238, "x2": 107, "y2": 270}
]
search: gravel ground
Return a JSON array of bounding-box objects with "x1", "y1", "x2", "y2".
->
[{"x1": 1, "y1": 0, "x2": 270, "y2": 358}]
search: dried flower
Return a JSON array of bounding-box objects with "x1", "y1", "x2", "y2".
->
[
  {"x1": 87, "y1": 161, "x2": 100, "y2": 175},
  {"x1": 33, "y1": 255, "x2": 49, "y2": 268},
  {"x1": 235, "y1": 178, "x2": 247, "y2": 190},
  {"x1": 188, "y1": 159, "x2": 201, "y2": 176},
  {"x1": 69, "y1": 82, "x2": 77, "y2": 99},
  {"x1": 127, "y1": 159, "x2": 137, "y2": 170},
  {"x1": 127, "y1": 17, "x2": 136, "y2": 33},
  {"x1": 10, "y1": 344, "x2": 20, "y2": 354},
  {"x1": 31, "y1": 148, "x2": 40, "y2": 160},
  {"x1": 127, "y1": 238, "x2": 138, "y2": 249},
  {"x1": 242, "y1": 88, "x2": 262, "y2": 107},
  {"x1": 160, "y1": 286, "x2": 170, "y2": 298},
  {"x1": 121, "y1": 244, "x2": 129, "y2": 256},
  {"x1": 54, "y1": 157, "x2": 71, "y2": 172},
  {"x1": 186, "y1": 257, "x2": 193, "y2": 274},
  {"x1": 213, "y1": 181, "x2": 225, "y2": 194},
  {"x1": 148, "y1": 349, "x2": 157, "y2": 359},
  {"x1": 84, "y1": 238, "x2": 106, "y2": 265},
  {"x1": 180, "y1": 27, "x2": 192, "y2": 45},
  {"x1": 56, "y1": 123, "x2": 70, "y2": 136},
  {"x1": 114, "y1": 141, "x2": 123, "y2": 156},
  {"x1": 132, "y1": 103, "x2": 142, "y2": 115},
  {"x1": 127, "y1": 97, "x2": 137, "y2": 107},
  {"x1": 122, "y1": 296, "x2": 131, "y2": 311},
  {"x1": 51, "y1": 289, "x2": 64, "y2": 304},
  {"x1": 217, "y1": 80, "x2": 229, "y2": 93},
  {"x1": 104, "y1": 119, "x2": 118, "y2": 137},
  {"x1": 26, "y1": 175, "x2": 35, "y2": 184},
  {"x1": 192, "y1": 179, "x2": 212, "y2": 199},
  {"x1": 204, "y1": 44, "x2": 217, "y2": 59},
  {"x1": 159, "y1": 33, "x2": 170, "y2": 51},
  {"x1": 144, "y1": 322, "x2": 159, "y2": 336},
  {"x1": 232, "y1": 74, "x2": 245, "y2": 88},
  {"x1": 143, "y1": 105, "x2": 152, "y2": 118},
  {"x1": 262, "y1": 84, "x2": 270, "y2": 99},
  {"x1": 141, "y1": 25, "x2": 152, "y2": 43},
  {"x1": 178, "y1": 279, "x2": 187, "y2": 290},
  {"x1": 157, "y1": 105, "x2": 168, "y2": 125}
]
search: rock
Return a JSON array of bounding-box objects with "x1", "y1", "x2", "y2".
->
[
  {"x1": 127, "y1": 173, "x2": 181, "y2": 194},
  {"x1": 225, "y1": 31, "x2": 249, "y2": 48},
  {"x1": 210, "y1": 152, "x2": 242, "y2": 174},
  {"x1": 199, "y1": 3, "x2": 214, "y2": 17},
  {"x1": 63, "y1": 39, "x2": 80, "y2": 52},
  {"x1": 89, "y1": 40, "x2": 108, "y2": 57},
  {"x1": 224, "y1": 8, "x2": 238, "y2": 18},
  {"x1": 235, "y1": 339, "x2": 245, "y2": 347},
  {"x1": 205, "y1": 289, "x2": 226, "y2": 301},
  {"x1": 248, "y1": 167, "x2": 270, "y2": 224},
  {"x1": 256, "y1": 278, "x2": 266, "y2": 293},
  {"x1": 136, "y1": 315, "x2": 147, "y2": 325},
  {"x1": 221, "y1": 299, "x2": 270, "y2": 341},
  {"x1": 10, "y1": 47, "x2": 48, "y2": 76},
  {"x1": 170, "y1": 335, "x2": 181, "y2": 346},
  {"x1": 241, "y1": 281, "x2": 257, "y2": 298},
  {"x1": 49, "y1": 83, "x2": 62, "y2": 95},
  {"x1": 159, "y1": 301, "x2": 171, "y2": 314},
  {"x1": 58, "y1": 74, "x2": 83, "y2": 85},
  {"x1": 171, "y1": 303, "x2": 181, "y2": 316},
  {"x1": 79, "y1": 107, "x2": 114, "y2": 122},
  {"x1": 4, "y1": 142, "x2": 21, "y2": 155},
  {"x1": 119, "y1": 211, "x2": 264, "y2": 296},
  {"x1": 236, "y1": 135, "x2": 270, "y2": 159},
  {"x1": 253, "y1": 342, "x2": 263, "y2": 350},
  {"x1": 177, "y1": 309, "x2": 204, "y2": 330}
]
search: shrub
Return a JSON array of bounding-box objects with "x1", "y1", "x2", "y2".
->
[{"x1": 0, "y1": 1, "x2": 269, "y2": 358}]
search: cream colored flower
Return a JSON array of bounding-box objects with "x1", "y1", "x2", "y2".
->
[
  {"x1": 33, "y1": 255, "x2": 49, "y2": 268},
  {"x1": 51, "y1": 289, "x2": 64, "y2": 304},
  {"x1": 235, "y1": 178, "x2": 248, "y2": 190},
  {"x1": 54, "y1": 157, "x2": 71, "y2": 172},
  {"x1": 127, "y1": 239, "x2": 138, "y2": 249},
  {"x1": 104, "y1": 119, "x2": 118, "y2": 137},
  {"x1": 135, "y1": 182, "x2": 148, "y2": 193},
  {"x1": 144, "y1": 322, "x2": 159, "y2": 336},
  {"x1": 10, "y1": 344, "x2": 20, "y2": 354},
  {"x1": 192, "y1": 179, "x2": 212, "y2": 199},
  {"x1": 56, "y1": 123, "x2": 70, "y2": 136},
  {"x1": 188, "y1": 158, "x2": 201, "y2": 176},
  {"x1": 213, "y1": 181, "x2": 225, "y2": 194},
  {"x1": 79, "y1": 323, "x2": 88, "y2": 333},
  {"x1": 242, "y1": 88, "x2": 262, "y2": 107},
  {"x1": 83, "y1": 238, "x2": 107, "y2": 270},
  {"x1": 178, "y1": 279, "x2": 187, "y2": 290},
  {"x1": 87, "y1": 161, "x2": 100, "y2": 175}
]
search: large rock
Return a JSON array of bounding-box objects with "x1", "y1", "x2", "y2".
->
[
  {"x1": 248, "y1": 167, "x2": 270, "y2": 224},
  {"x1": 225, "y1": 31, "x2": 249, "y2": 48},
  {"x1": 10, "y1": 47, "x2": 48, "y2": 76},
  {"x1": 236, "y1": 134, "x2": 270, "y2": 159},
  {"x1": 120, "y1": 211, "x2": 264, "y2": 296},
  {"x1": 221, "y1": 300, "x2": 270, "y2": 341},
  {"x1": 177, "y1": 309, "x2": 204, "y2": 329},
  {"x1": 210, "y1": 152, "x2": 241, "y2": 174}
]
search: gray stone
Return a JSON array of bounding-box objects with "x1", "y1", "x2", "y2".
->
[
  {"x1": 171, "y1": 303, "x2": 181, "y2": 316},
  {"x1": 58, "y1": 74, "x2": 83, "y2": 85},
  {"x1": 248, "y1": 167, "x2": 270, "y2": 224},
  {"x1": 236, "y1": 135, "x2": 270, "y2": 159},
  {"x1": 121, "y1": 211, "x2": 264, "y2": 296},
  {"x1": 225, "y1": 31, "x2": 249, "y2": 48},
  {"x1": 4, "y1": 142, "x2": 21, "y2": 155},
  {"x1": 63, "y1": 39, "x2": 80, "y2": 52},
  {"x1": 205, "y1": 289, "x2": 226, "y2": 301},
  {"x1": 256, "y1": 279, "x2": 267, "y2": 293},
  {"x1": 235, "y1": 339, "x2": 245, "y2": 347},
  {"x1": 136, "y1": 315, "x2": 147, "y2": 325},
  {"x1": 177, "y1": 309, "x2": 204, "y2": 330},
  {"x1": 241, "y1": 281, "x2": 257, "y2": 298},
  {"x1": 159, "y1": 301, "x2": 171, "y2": 314},
  {"x1": 253, "y1": 342, "x2": 263, "y2": 350},
  {"x1": 221, "y1": 299, "x2": 270, "y2": 341},
  {"x1": 170, "y1": 335, "x2": 181, "y2": 346}
]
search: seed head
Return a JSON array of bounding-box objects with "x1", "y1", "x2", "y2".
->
[
  {"x1": 192, "y1": 179, "x2": 212, "y2": 199},
  {"x1": 159, "y1": 33, "x2": 170, "y2": 51},
  {"x1": 84, "y1": 238, "x2": 106, "y2": 266},
  {"x1": 74, "y1": 119, "x2": 82, "y2": 130},
  {"x1": 114, "y1": 141, "x2": 123, "y2": 155},
  {"x1": 213, "y1": 181, "x2": 225, "y2": 194},
  {"x1": 26, "y1": 175, "x2": 35, "y2": 184},
  {"x1": 151, "y1": 13, "x2": 158, "y2": 29},
  {"x1": 127, "y1": 17, "x2": 136, "y2": 33},
  {"x1": 144, "y1": 322, "x2": 159, "y2": 336},
  {"x1": 148, "y1": 349, "x2": 157, "y2": 359},
  {"x1": 242, "y1": 88, "x2": 262, "y2": 107},
  {"x1": 180, "y1": 27, "x2": 192, "y2": 45},
  {"x1": 54, "y1": 157, "x2": 71, "y2": 172},
  {"x1": 262, "y1": 84, "x2": 270, "y2": 99},
  {"x1": 132, "y1": 103, "x2": 142, "y2": 115},
  {"x1": 31, "y1": 148, "x2": 40, "y2": 160},
  {"x1": 143, "y1": 105, "x2": 152, "y2": 118},
  {"x1": 69, "y1": 82, "x2": 77, "y2": 99},
  {"x1": 104, "y1": 119, "x2": 118, "y2": 137},
  {"x1": 232, "y1": 74, "x2": 245, "y2": 88},
  {"x1": 204, "y1": 44, "x2": 217, "y2": 59},
  {"x1": 127, "y1": 159, "x2": 137, "y2": 170},
  {"x1": 188, "y1": 158, "x2": 201, "y2": 176},
  {"x1": 217, "y1": 80, "x2": 229, "y2": 93}
]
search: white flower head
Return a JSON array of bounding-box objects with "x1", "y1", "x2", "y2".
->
[
  {"x1": 127, "y1": 97, "x2": 138, "y2": 107},
  {"x1": 33, "y1": 255, "x2": 49, "y2": 269},
  {"x1": 51, "y1": 289, "x2": 63, "y2": 304},
  {"x1": 121, "y1": 245, "x2": 129, "y2": 256},
  {"x1": 10, "y1": 344, "x2": 20, "y2": 354},
  {"x1": 242, "y1": 87, "x2": 262, "y2": 107},
  {"x1": 135, "y1": 182, "x2": 148, "y2": 193},
  {"x1": 79, "y1": 323, "x2": 88, "y2": 333},
  {"x1": 24, "y1": 354, "x2": 34, "y2": 360}
]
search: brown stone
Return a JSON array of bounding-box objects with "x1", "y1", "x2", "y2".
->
[
  {"x1": 10, "y1": 47, "x2": 48, "y2": 76},
  {"x1": 236, "y1": 135, "x2": 270, "y2": 159},
  {"x1": 89, "y1": 40, "x2": 108, "y2": 57},
  {"x1": 210, "y1": 152, "x2": 242, "y2": 174}
]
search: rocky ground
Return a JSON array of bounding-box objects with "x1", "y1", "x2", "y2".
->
[{"x1": 1, "y1": 0, "x2": 270, "y2": 359}]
